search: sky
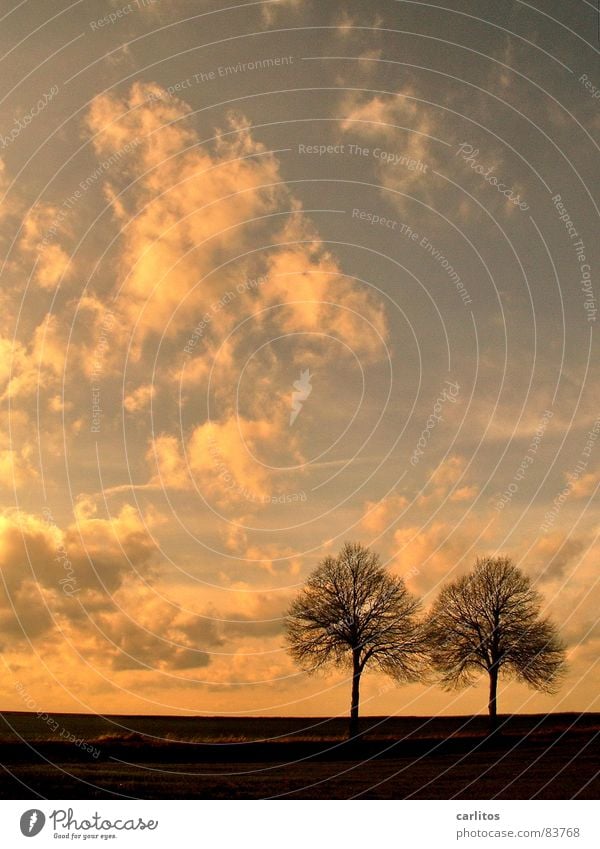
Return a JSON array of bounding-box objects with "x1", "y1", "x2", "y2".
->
[{"x1": 0, "y1": 0, "x2": 598, "y2": 721}]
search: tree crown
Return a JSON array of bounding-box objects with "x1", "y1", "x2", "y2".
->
[
  {"x1": 286, "y1": 542, "x2": 426, "y2": 680},
  {"x1": 427, "y1": 557, "x2": 566, "y2": 691}
]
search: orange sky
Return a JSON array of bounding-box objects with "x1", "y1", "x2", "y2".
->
[{"x1": 0, "y1": 0, "x2": 598, "y2": 719}]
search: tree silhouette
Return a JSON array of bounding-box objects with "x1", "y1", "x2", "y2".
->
[
  {"x1": 286, "y1": 542, "x2": 426, "y2": 738},
  {"x1": 427, "y1": 557, "x2": 566, "y2": 730}
]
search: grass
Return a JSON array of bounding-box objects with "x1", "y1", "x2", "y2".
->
[{"x1": 0, "y1": 712, "x2": 597, "y2": 799}]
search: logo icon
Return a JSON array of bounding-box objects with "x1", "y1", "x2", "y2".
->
[
  {"x1": 20, "y1": 810, "x2": 45, "y2": 837},
  {"x1": 290, "y1": 369, "x2": 312, "y2": 425}
]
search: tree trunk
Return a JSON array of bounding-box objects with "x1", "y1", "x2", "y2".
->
[
  {"x1": 488, "y1": 666, "x2": 499, "y2": 732},
  {"x1": 349, "y1": 651, "x2": 361, "y2": 739}
]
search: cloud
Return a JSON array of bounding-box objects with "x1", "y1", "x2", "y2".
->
[
  {"x1": 223, "y1": 535, "x2": 304, "y2": 578},
  {"x1": 147, "y1": 434, "x2": 189, "y2": 491},
  {"x1": 450, "y1": 484, "x2": 479, "y2": 502},
  {"x1": 392, "y1": 516, "x2": 495, "y2": 595},
  {"x1": 258, "y1": 214, "x2": 389, "y2": 361},
  {"x1": 0, "y1": 505, "x2": 278, "y2": 674},
  {"x1": 219, "y1": 589, "x2": 288, "y2": 639},
  {"x1": 97, "y1": 595, "x2": 217, "y2": 672},
  {"x1": 339, "y1": 87, "x2": 437, "y2": 202},
  {"x1": 336, "y1": 83, "x2": 537, "y2": 221},
  {"x1": 187, "y1": 415, "x2": 302, "y2": 504},
  {"x1": 360, "y1": 492, "x2": 409, "y2": 534},
  {"x1": 84, "y1": 85, "x2": 285, "y2": 351},
  {"x1": 88, "y1": 581, "x2": 289, "y2": 674},
  {"x1": 332, "y1": 6, "x2": 383, "y2": 40},
  {"x1": 0, "y1": 581, "x2": 54, "y2": 646},
  {"x1": 416, "y1": 455, "x2": 479, "y2": 506},
  {"x1": 532, "y1": 532, "x2": 588, "y2": 581},
  {"x1": 0, "y1": 504, "x2": 160, "y2": 646},
  {"x1": 0, "y1": 315, "x2": 68, "y2": 402},
  {"x1": 19, "y1": 204, "x2": 76, "y2": 290},
  {"x1": 124, "y1": 383, "x2": 155, "y2": 412},
  {"x1": 0, "y1": 408, "x2": 38, "y2": 489},
  {"x1": 75, "y1": 81, "x2": 394, "y2": 540},
  {"x1": 261, "y1": 0, "x2": 304, "y2": 26},
  {"x1": 429, "y1": 455, "x2": 466, "y2": 487},
  {"x1": 567, "y1": 472, "x2": 597, "y2": 500},
  {"x1": 147, "y1": 415, "x2": 300, "y2": 504},
  {"x1": 82, "y1": 83, "x2": 390, "y2": 379},
  {"x1": 66, "y1": 502, "x2": 159, "y2": 594},
  {"x1": 0, "y1": 511, "x2": 60, "y2": 594},
  {"x1": 0, "y1": 446, "x2": 37, "y2": 489},
  {"x1": 335, "y1": 8, "x2": 356, "y2": 36}
]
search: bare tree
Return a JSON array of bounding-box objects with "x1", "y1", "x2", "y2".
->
[
  {"x1": 286, "y1": 542, "x2": 427, "y2": 738},
  {"x1": 427, "y1": 557, "x2": 566, "y2": 730}
]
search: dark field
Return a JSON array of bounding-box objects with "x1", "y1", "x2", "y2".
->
[{"x1": 0, "y1": 712, "x2": 598, "y2": 799}]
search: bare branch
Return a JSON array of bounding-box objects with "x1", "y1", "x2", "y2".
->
[
  {"x1": 426, "y1": 557, "x2": 567, "y2": 702},
  {"x1": 286, "y1": 542, "x2": 428, "y2": 684}
]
